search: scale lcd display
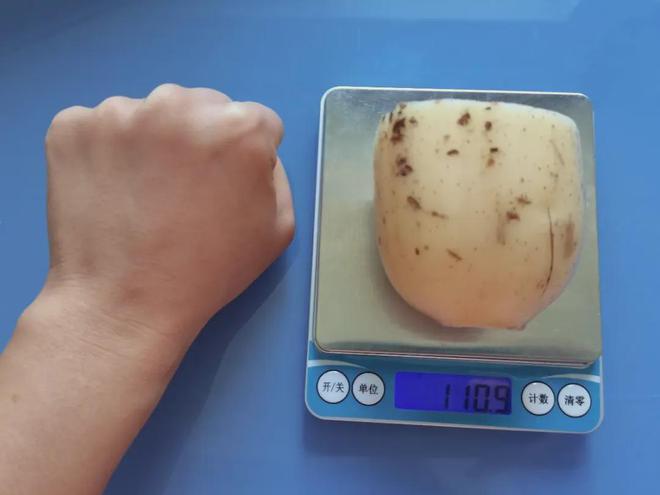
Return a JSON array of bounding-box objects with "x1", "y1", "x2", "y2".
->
[{"x1": 395, "y1": 372, "x2": 512, "y2": 415}]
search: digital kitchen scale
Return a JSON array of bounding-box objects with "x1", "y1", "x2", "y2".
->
[{"x1": 305, "y1": 87, "x2": 603, "y2": 433}]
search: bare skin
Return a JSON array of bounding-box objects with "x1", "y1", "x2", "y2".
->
[{"x1": 0, "y1": 84, "x2": 295, "y2": 495}]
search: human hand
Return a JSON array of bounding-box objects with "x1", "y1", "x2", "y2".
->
[
  {"x1": 39, "y1": 83, "x2": 294, "y2": 352},
  {"x1": 0, "y1": 85, "x2": 294, "y2": 495}
]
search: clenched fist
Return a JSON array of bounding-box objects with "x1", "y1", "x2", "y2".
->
[{"x1": 41, "y1": 84, "x2": 294, "y2": 346}]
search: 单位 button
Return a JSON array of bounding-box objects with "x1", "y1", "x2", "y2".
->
[
  {"x1": 521, "y1": 382, "x2": 555, "y2": 415},
  {"x1": 317, "y1": 370, "x2": 349, "y2": 404},
  {"x1": 352, "y1": 372, "x2": 385, "y2": 406},
  {"x1": 558, "y1": 384, "x2": 591, "y2": 418}
]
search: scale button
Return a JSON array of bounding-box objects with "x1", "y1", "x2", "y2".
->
[
  {"x1": 558, "y1": 384, "x2": 591, "y2": 418},
  {"x1": 521, "y1": 382, "x2": 555, "y2": 415},
  {"x1": 352, "y1": 372, "x2": 385, "y2": 406},
  {"x1": 317, "y1": 370, "x2": 349, "y2": 404}
]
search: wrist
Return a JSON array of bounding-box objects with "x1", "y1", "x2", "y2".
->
[
  {"x1": 0, "y1": 282, "x2": 187, "y2": 494},
  {"x1": 18, "y1": 283, "x2": 189, "y2": 387}
]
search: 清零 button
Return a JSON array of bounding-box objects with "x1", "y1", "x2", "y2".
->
[{"x1": 558, "y1": 384, "x2": 591, "y2": 418}]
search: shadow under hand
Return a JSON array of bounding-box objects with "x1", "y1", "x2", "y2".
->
[{"x1": 106, "y1": 253, "x2": 293, "y2": 494}]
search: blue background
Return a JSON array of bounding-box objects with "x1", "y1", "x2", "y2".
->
[{"x1": 1, "y1": 1, "x2": 659, "y2": 493}]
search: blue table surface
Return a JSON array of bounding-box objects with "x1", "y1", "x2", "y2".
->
[{"x1": 1, "y1": 1, "x2": 659, "y2": 493}]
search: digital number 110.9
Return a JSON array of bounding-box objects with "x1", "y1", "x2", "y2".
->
[{"x1": 443, "y1": 383, "x2": 510, "y2": 413}]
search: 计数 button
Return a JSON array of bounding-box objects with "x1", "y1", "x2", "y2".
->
[
  {"x1": 558, "y1": 384, "x2": 591, "y2": 418},
  {"x1": 522, "y1": 382, "x2": 555, "y2": 415},
  {"x1": 317, "y1": 370, "x2": 349, "y2": 404},
  {"x1": 352, "y1": 372, "x2": 385, "y2": 406}
]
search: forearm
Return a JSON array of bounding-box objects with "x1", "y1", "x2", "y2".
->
[{"x1": 0, "y1": 289, "x2": 187, "y2": 495}]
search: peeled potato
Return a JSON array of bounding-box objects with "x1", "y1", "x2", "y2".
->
[{"x1": 374, "y1": 99, "x2": 583, "y2": 329}]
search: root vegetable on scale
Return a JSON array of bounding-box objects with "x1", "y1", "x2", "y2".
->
[{"x1": 373, "y1": 99, "x2": 583, "y2": 329}]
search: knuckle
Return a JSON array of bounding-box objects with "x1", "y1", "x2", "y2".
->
[
  {"x1": 230, "y1": 102, "x2": 266, "y2": 128},
  {"x1": 232, "y1": 102, "x2": 283, "y2": 143},
  {"x1": 98, "y1": 95, "x2": 127, "y2": 112},
  {"x1": 95, "y1": 96, "x2": 139, "y2": 138},
  {"x1": 141, "y1": 84, "x2": 188, "y2": 126},
  {"x1": 48, "y1": 106, "x2": 85, "y2": 131},
  {"x1": 46, "y1": 105, "x2": 89, "y2": 148},
  {"x1": 224, "y1": 102, "x2": 253, "y2": 125},
  {"x1": 96, "y1": 96, "x2": 129, "y2": 121},
  {"x1": 146, "y1": 83, "x2": 184, "y2": 104},
  {"x1": 189, "y1": 87, "x2": 232, "y2": 104},
  {"x1": 245, "y1": 103, "x2": 272, "y2": 128},
  {"x1": 256, "y1": 103, "x2": 282, "y2": 128}
]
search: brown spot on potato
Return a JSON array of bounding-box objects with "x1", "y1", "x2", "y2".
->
[
  {"x1": 424, "y1": 245, "x2": 429, "y2": 251},
  {"x1": 487, "y1": 157, "x2": 495, "y2": 167},
  {"x1": 407, "y1": 196, "x2": 421, "y2": 210},
  {"x1": 490, "y1": 147, "x2": 499, "y2": 153},
  {"x1": 409, "y1": 116, "x2": 418, "y2": 125},
  {"x1": 506, "y1": 211, "x2": 520, "y2": 221},
  {"x1": 391, "y1": 118, "x2": 406, "y2": 143},
  {"x1": 457, "y1": 112, "x2": 471, "y2": 126},
  {"x1": 517, "y1": 195, "x2": 532, "y2": 205},
  {"x1": 395, "y1": 155, "x2": 413, "y2": 176},
  {"x1": 447, "y1": 249, "x2": 463, "y2": 261},
  {"x1": 484, "y1": 121, "x2": 492, "y2": 131},
  {"x1": 415, "y1": 248, "x2": 420, "y2": 255},
  {"x1": 447, "y1": 149, "x2": 459, "y2": 156},
  {"x1": 381, "y1": 217, "x2": 386, "y2": 225},
  {"x1": 485, "y1": 106, "x2": 492, "y2": 110},
  {"x1": 431, "y1": 211, "x2": 447, "y2": 219},
  {"x1": 443, "y1": 134, "x2": 450, "y2": 142}
]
